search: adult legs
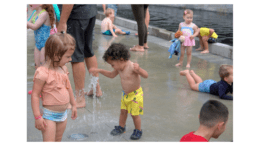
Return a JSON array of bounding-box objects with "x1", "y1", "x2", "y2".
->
[{"x1": 130, "y1": 5, "x2": 148, "y2": 52}]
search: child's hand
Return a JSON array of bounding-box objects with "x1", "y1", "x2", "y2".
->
[
  {"x1": 89, "y1": 68, "x2": 99, "y2": 76},
  {"x1": 71, "y1": 106, "x2": 77, "y2": 120},
  {"x1": 35, "y1": 117, "x2": 47, "y2": 131},
  {"x1": 190, "y1": 35, "x2": 195, "y2": 40},
  {"x1": 133, "y1": 63, "x2": 140, "y2": 73}
]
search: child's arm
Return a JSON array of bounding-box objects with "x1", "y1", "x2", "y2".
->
[
  {"x1": 133, "y1": 63, "x2": 148, "y2": 78},
  {"x1": 177, "y1": 23, "x2": 181, "y2": 32},
  {"x1": 218, "y1": 84, "x2": 233, "y2": 100},
  {"x1": 90, "y1": 68, "x2": 119, "y2": 78},
  {"x1": 190, "y1": 25, "x2": 199, "y2": 39},
  {"x1": 108, "y1": 21, "x2": 117, "y2": 37},
  {"x1": 31, "y1": 78, "x2": 47, "y2": 130},
  {"x1": 27, "y1": 12, "x2": 48, "y2": 30}
]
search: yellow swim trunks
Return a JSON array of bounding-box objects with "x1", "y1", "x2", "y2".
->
[
  {"x1": 200, "y1": 27, "x2": 218, "y2": 39},
  {"x1": 121, "y1": 87, "x2": 143, "y2": 116}
]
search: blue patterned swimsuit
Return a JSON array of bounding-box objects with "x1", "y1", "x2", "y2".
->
[{"x1": 32, "y1": 9, "x2": 51, "y2": 51}]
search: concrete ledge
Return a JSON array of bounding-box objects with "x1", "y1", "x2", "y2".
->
[{"x1": 97, "y1": 11, "x2": 233, "y2": 59}]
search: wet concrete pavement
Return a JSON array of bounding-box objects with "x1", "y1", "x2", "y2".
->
[{"x1": 27, "y1": 20, "x2": 233, "y2": 142}]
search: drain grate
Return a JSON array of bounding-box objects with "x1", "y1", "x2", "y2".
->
[{"x1": 68, "y1": 133, "x2": 88, "y2": 140}]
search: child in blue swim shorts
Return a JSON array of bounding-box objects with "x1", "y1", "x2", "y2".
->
[
  {"x1": 101, "y1": 8, "x2": 130, "y2": 37},
  {"x1": 89, "y1": 43, "x2": 148, "y2": 140},
  {"x1": 180, "y1": 64, "x2": 233, "y2": 100}
]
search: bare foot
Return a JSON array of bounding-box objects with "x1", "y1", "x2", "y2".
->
[
  {"x1": 144, "y1": 43, "x2": 149, "y2": 49},
  {"x1": 190, "y1": 70, "x2": 195, "y2": 74},
  {"x1": 75, "y1": 97, "x2": 86, "y2": 108},
  {"x1": 180, "y1": 69, "x2": 190, "y2": 76},
  {"x1": 195, "y1": 47, "x2": 203, "y2": 51},
  {"x1": 85, "y1": 86, "x2": 103, "y2": 97},
  {"x1": 186, "y1": 64, "x2": 190, "y2": 68},
  {"x1": 201, "y1": 50, "x2": 209, "y2": 54},
  {"x1": 130, "y1": 45, "x2": 145, "y2": 52},
  {"x1": 175, "y1": 63, "x2": 182, "y2": 67}
]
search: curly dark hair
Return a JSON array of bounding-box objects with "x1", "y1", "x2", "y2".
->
[{"x1": 103, "y1": 43, "x2": 131, "y2": 62}]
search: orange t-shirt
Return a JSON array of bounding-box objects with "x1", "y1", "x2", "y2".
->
[{"x1": 33, "y1": 66, "x2": 71, "y2": 105}]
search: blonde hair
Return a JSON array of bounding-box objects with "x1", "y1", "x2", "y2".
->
[
  {"x1": 183, "y1": 9, "x2": 193, "y2": 16},
  {"x1": 219, "y1": 64, "x2": 233, "y2": 80},
  {"x1": 45, "y1": 32, "x2": 76, "y2": 67},
  {"x1": 105, "y1": 8, "x2": 114, "y2": 17}
]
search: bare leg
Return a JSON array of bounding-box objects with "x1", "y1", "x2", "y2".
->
[
  {"x1": 196, "y1": 34, "x2": 204, "y2": 51},
  {"x1": 201, "y1": 36, "x2": 209, "y2": 54},
  {"x1": 180, "y1": 70, "x2": 200, "y2": 91},
  {"x1": 71, "y1": 62, "x2": 86, "y2": 108},
  {"x1": 55, "y1": 119, "x2": 67, "y2": 142},
  {"x1": 40, "y1": 47, "x2": 45, "y2": 66},
  {"x1": 41, "y1": 119, "x2": 56, "y2": 142},
  {"x1": 190, "y1": 70, "x2": 203, "y2": 83},
  {"x1": 85, "y1": 55, "x2": 103, "y2": 97},
  {"x1": 186, "y1": 46, "x2": 192, "y2": 68},
  {"x1": 131, "y1": 115, "x2": 141, "y2": 131},
  {"x1": 175, "y1": 46, "x2": 185, "y2": 67},
  {"x1": 34, "y1": 47, "x2": 41, "y2": 69},
  {"x1": 119, "y1": 109, "x2": 128, "y2": 128},
  {"x1": 115, "y1": 28, "x2": 126, "y2": 35}
]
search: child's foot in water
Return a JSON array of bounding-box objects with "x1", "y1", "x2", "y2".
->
[
  {"x1": 195, "y1": 47, "x2": 203, "y2": 51},
  {"x1": 201, "y1": 50, "x2": 209, "y2": 54},
  {"x1": 186, "y1": 64, "x2": 190, "y2": 68}
]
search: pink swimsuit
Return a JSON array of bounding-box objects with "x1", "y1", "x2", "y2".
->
[{"x1": 33, "y1": 66, "x2": 71, "y2": 105}]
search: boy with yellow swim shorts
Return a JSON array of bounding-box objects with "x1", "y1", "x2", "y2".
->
[
  {"x1": 196, "y1": 27, "x2": 218, "y2": 54},
  {"x1": 89, "y1": 43, "x2": 148, "y2": 140}
]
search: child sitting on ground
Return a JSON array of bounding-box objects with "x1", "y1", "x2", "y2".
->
[
  {"x1": 180, "y1": 100, "x2": 229, "y2": 142},
  {"x1": 89, "y1": 43, "x2": 148, "y2": 140},
  {"x1": 180, "y1": 64, "x2": 233, "y2": 100},
  {"x1": 101, "y1": 8, "x2": 130, "y2": 37},
  {"x1": 196, "y1": 27, "x2": 218, "y2": 54}
]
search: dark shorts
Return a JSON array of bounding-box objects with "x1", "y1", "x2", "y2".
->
[{"x1": 67, "y1": 16, "x2": 96, "y2": 62}]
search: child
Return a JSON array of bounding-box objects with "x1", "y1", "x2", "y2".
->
[
  {"x1": 31, "y1": 32, "x2": 77, "y2": 141},
  {"x1": 196, "y1": 27, "x2": 218, "y2": 54},
  {"x1": 175, "y1": 9, "x2": 199, "y2": 68},
  {"x1": 89, "y1": 43, "x2": 148, "y2": 140},
  {"x1": 180, "y1": 64, "x2": 233, "y2": 100},
  {"x1": 180, "y1": 100, "x2": 229, "y2": 142},
  {"x1": 27, "y1": 4, "x2": 55, "y2": 69},
  {"x1": 101, "y1": 8, "x2": 130, "y2": 37}
]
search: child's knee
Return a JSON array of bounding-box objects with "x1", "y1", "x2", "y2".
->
[{"x1": 120, "y1": 109, "x2": 128, "y2": 115}]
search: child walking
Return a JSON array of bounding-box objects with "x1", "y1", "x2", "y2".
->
[
  {"x1": 27, "y1": 4, "x2": 55, "y2": 69},
  {"x1": 175, "y1": 9, "x2": 199, "y2": 68},
  {"x1": 180, "y1": 64, "x2": 233, "y2": 100},
  {"x1": 31, "y1": 32, "x2": 77, "y2": 142},
  {"x1": 101, "y1": 8, "x2": 130, "y2": 37},
  {"x1": 196, "y1": 27, "x2": 218, "y2": 54},
  {"x1": 89, "y1": 43, "x2": 148, "y2": 140}
]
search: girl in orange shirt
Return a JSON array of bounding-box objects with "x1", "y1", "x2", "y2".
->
[{"x1": 31, "y1": 32, "x2": 77, "y2": 141}]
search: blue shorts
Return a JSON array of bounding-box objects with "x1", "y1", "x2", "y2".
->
[
  {"x1": 102, "y1": 29, "x2": 115, "y2": 35},
  {"x1": 42, "y1": 107, "x2": 67, "y2": 122},
  {"x1": 107, "y1": 4, "x2": 118, "y2": 16},
  {"x1": 198, "y1": 79, "x2": 217, "y2": 93}
]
